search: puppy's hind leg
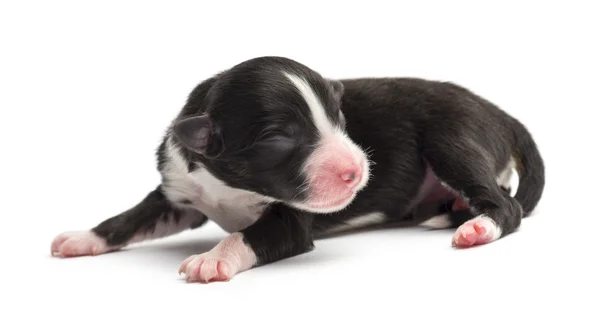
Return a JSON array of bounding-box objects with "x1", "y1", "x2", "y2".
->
[
  {"x1": 423, "y1": 142, "x2": 523, "y2": 248},
  {"x1": 419, "y1": 180, "x2": 515, "y2": 230}
]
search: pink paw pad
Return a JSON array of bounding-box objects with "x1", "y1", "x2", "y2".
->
[
  {"x1": 51, "y1": 231, "x2": 111, "y2": 257},
  {"x1": 452, "y1": 216, "x2": 501, "y2": 248}
]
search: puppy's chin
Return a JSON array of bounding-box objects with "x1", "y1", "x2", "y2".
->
[{"x1": 289, "y1": 192, "x2": 358, "y2": 214}]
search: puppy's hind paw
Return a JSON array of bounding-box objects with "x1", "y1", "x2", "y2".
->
[{"x1": 452, "y1": 216, "x2": 501, "y2": 248}]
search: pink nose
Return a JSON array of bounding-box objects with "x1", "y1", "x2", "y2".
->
[{"x1": 341, "y1": 168, "x2": 361, "y2": 189}]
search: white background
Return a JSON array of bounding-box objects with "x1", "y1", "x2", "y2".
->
[{"x1": 1, "y1": 1, "x2": 598, "y2": 320}]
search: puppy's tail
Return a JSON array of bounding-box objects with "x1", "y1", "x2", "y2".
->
[{"x1": 511, "y1": 119, "x2": 545, "y2": 217}]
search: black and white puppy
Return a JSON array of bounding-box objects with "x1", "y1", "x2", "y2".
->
[{"x1": 51, "y1": 56, "x2": 545, "y2": 283}]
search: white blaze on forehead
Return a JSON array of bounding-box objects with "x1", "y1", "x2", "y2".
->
[
  {"x1": 282, "y1": 71, "x2": 372, "y2": 213},
  {"x1": 283, "y1": 71, "x2": 337, "y2": 137}
]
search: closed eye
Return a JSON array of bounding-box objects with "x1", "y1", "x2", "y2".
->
[{"x1": 248, "y1": 135, "x2": 297, "y2": 170}]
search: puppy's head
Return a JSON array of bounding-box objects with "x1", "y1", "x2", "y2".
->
[{"x1": 173, "y1": 57, "x2": 370, "y2": 213}]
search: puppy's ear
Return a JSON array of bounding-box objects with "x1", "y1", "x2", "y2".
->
[
  {"x1": 329, "y1": 80, "x2": 344, "y2": 101},
  {"x1": 172, "y1": 115, "x2": 223, "y2": 157}
]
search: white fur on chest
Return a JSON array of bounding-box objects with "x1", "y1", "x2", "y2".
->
[{"x1": 160, "y1": 137, "x2": 268, "y2": 233}]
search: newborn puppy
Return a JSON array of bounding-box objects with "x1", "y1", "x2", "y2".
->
[{"x1": 51, "y1": 56, "x2": 545, "y2": 283}]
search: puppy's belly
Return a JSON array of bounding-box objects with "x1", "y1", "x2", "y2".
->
[{"x1": 411, "y1": 165, "x2": 463, "y2": 216}]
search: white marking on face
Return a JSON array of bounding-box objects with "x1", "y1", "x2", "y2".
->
[
  {"x1": 420, "y1": 214, "x2": 453, "y2": 229},
  {"x1": 283, "y1": 72, "x2": 339, "y2": 136},
  {"x1": 178, "y1": 232, "x2": 257, "y2": 283},
  {"x1": 326, "y1": 212, "x2": 386, "y2": 234},
  {"x1": 161, "y1": 136, "x2": 272, "y2": 233},
  {"x1": 282, "y1": 72, "x2": 371, "y2": 213}
]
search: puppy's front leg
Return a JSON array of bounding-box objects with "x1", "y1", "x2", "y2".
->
[
  {"x1": 179, "y1": 203, "x2": 314, "y2": 283},
  {"x1": 51, "y1": 185, "x2": 208, "y2": 257}
]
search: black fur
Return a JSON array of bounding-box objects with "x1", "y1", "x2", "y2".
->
[
  {"x1": 169, "y1": 59, "x2": 345, "y2": 203},
  {"x1": 56, "y1": 56, "x2": 544, "y2": 279},
  {"x1": 92, "y1": 186, "x2": 207, "y2": 247},
  {"x1": 241, "y1": 203, "x2": 314, "y2": 266},
  {"x1": 311, "y1": 77, "x2": 544, "y2": 233}
]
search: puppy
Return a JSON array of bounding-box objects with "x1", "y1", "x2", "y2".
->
[{"x1": 51, "y1": 56, "x2": 545, "y2": 283}]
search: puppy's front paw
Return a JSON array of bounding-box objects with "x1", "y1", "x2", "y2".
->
[
  {"x1": 178, "y1": 233, "x2": 257, "y2": 284},
  {"x1": 51, "y1": 231, "x2": 112, "y2": 257},
  {"x1": 452, "y1": 216, "x2": 501, "y2": 248},
  {"x1": 178, "y1": 253, "x2": 235, "y2": 283}
]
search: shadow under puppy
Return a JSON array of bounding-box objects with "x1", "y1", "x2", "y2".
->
[{"x1": 51, "y1": 56, "x2": 545, "y2": 283}]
